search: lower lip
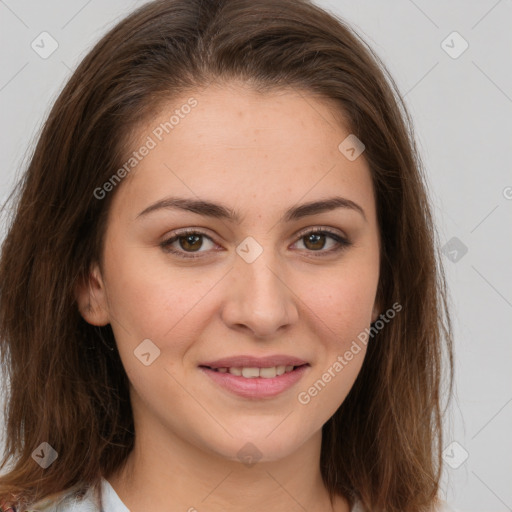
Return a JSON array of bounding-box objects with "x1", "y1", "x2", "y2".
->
[{"x1": 200, "y1": 365, "x2": 309, "y2": 399}]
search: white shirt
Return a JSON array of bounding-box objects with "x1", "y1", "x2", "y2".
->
[
  {"x1": 37, "y1": 477, "x2": 459, "y2": 512},
  {"x1": 31, "y1": 478, "x2": 128, "y2": 512}
]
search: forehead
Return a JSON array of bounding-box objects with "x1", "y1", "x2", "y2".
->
[
  {"x1": 110, "y1": 84, "x2": 375, "y2": 223},
  {"x1": 165, "y1": 83, "x2": 346, "y2": 147}
]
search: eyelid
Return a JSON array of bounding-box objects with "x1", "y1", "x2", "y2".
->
[{"x1": 294, "y1": 225, "x2": 347, "y2": 240}]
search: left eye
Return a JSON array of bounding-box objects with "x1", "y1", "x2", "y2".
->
[
  {"x1": 295, "y1": 231, "x2": 343, "y2": 252},
  {"x1": 160, "y1": 228, "x2": 351, "y2": 259}
]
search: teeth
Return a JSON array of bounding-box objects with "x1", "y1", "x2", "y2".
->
[
  {"x1": 241, "y1": 367, "x2": 260, "y2": 378},
  {"x1": 259, "y1": 366, "x2": 277, "y2": 378},
  {"x1": 212, "y1": 365, "x2": 298, "y2": 378}
]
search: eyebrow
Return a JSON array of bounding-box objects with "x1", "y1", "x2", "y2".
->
[{"x1": 136, "y1": 195, "x2": 366, "y2": 223}]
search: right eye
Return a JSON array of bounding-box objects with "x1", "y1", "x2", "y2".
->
[{"x1": 160, "y1": 229, "x2": 218, "y2": 259}]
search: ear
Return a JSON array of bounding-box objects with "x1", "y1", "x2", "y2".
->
[{"x1": 75, "y1": 264, "x2": 110, "y2": 326}]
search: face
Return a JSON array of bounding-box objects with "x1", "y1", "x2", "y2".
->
[{"x1": 78, "y1": 82, "x2": 381, "y2": 464}]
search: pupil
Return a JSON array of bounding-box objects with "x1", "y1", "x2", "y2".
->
[
  {"x1": 182, "y1": 235, "x2": 201, "y2": 251},
  {"x1": 306, "y1": 233, "x2": 324, "y2": 250}
]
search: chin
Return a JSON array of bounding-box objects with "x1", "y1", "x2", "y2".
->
[{"x1": 199, "y1": 425, "x2": 310, "y2": 465}]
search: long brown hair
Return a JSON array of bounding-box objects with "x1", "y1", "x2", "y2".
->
[{"x1": 0, "y1": 0, "x2": 454, "y2": 510}]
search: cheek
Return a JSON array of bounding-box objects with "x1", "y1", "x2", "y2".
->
[
  {"x1": 294, "y1": 273, "x2": 373, "y2": 417},
  {"x1": 302, "y1": 265, "x2": 378, "y2": 344},
  {"x1": 296, "y1": 355, "x2": 364, "y2": 424},
  {"x1": 104, "y1": 245, "x2": 215, "y2": 341}
]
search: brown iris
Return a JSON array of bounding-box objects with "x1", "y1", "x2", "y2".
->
[
  {"x1": 303, "y1": 232, "x2": 327, "y2": 251},
  {"x1": 179, "y1": 234, "x2": 203, "y2": 252}
]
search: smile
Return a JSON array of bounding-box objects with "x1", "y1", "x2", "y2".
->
[
  {"x1": 207, "y1": 365, "x2": 301, "y2": 378},
  {"x1": 199, "y1": 362, "x2": 310, "y2": 399}
]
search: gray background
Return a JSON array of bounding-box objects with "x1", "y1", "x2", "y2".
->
[{"x1": 1, "y1": 1, "x2": 511, "y2": 510}]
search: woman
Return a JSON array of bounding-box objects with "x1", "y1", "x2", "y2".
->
[{"x1": 0, "y1": 0, "x2": 454, "y2": 510}]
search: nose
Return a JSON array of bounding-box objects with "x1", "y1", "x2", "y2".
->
[{"x1": 220, "y1": 248, "x2": 299, "y2": 338}]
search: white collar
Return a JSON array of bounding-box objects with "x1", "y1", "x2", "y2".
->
[{"x1": 99, "y1": 478, "x2": 131, "y2": 512}]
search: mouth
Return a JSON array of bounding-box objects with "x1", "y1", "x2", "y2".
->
[
  {"x1": 199, "y1": 364, "x2": 308, "y2": 379},
  {"x1": 198, "y1": 356, "x2": 310, "y2": 399}
]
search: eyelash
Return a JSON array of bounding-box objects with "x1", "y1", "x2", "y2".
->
[{"x1": 159, "y1": 227, "x2": 352, "y2": 260}]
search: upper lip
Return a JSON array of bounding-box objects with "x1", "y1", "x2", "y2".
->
[{"x1": 200, "y1": 355, "x2": 309, "y2": 369}]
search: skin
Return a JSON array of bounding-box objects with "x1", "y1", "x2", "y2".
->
[{"x1": 76, "y1": 81, "x2": 381, "y2": 512}]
